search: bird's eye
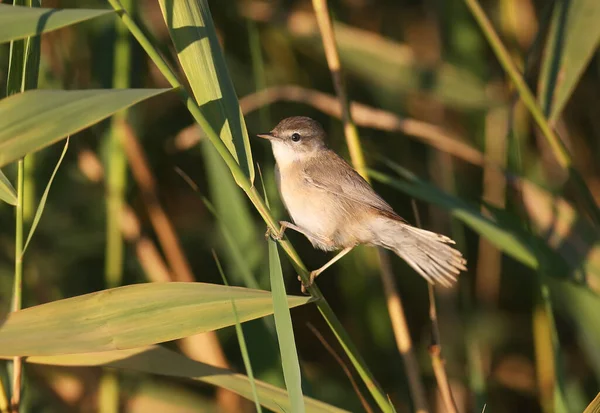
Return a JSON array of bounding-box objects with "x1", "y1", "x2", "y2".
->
[{"x1": 291, "y1": 132, "x2": 301, "y2": 142}]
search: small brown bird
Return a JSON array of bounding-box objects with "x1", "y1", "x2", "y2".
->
[{"x1": 258, "y1": 116, "x2": 466, "y2": 292}]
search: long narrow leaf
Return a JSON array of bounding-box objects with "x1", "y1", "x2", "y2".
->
[
  {"x1": 0, "y1": 89, "x2": 169, "y2": 168},
  {"x1": 539, "y1": 0, "x2": 600, "y2": 122},
  {"x1": 0, "y1": 282, "x2": 311, "y2": 357},
  {"x1": 269, "y1": 239, "x2": 305, "y2": 412},
  {"x1": 22, "y1": 138, "x2": 69, "y2": 255},
  {"x1": 369, "y1": 168, "x2": 537, "y2": 267},
  {"x1": 4, "y1": 345, "x2": 348, "y2": 413},
  {"x1": 0, "y1": 4, "x2": 113, "y2": 44},
  {"x1": 157, "y1": 0, "x2": 254, "y2": 184},
  {"x1": 372, "y1": 163, "x2": 600, "y2": 294},
  {"x1": 0, "y1": 169, "x2": 17, "y2": 205}
]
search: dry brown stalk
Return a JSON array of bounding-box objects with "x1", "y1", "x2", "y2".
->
[
  {"x1": 173, "y1": 85, "x2": 487, "y2": 169},
  {"x1": 311, "y1": 1, "x2": 429, "y2": 412},
  {"x1": 412, "y1": 201, "x2": 458, "y2": 413}
]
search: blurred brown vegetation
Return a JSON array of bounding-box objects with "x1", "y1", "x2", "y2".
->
[{"x1": 1, "y1": 0, "x2": 600, "y2": 412}]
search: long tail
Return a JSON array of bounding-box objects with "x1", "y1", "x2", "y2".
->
[{"x1": 373, "y1": 217, "x2": 467, "y2": 287}]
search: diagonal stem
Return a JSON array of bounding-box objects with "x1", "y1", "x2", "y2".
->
[{"x1": 106, "y1": 0, "x2": 390, "y2": 411}]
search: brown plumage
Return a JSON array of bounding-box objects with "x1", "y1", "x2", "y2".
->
[{"x1": 258, "y1": 116, "x2": 467, "y2": 288}]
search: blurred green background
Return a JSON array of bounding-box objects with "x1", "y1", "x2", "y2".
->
[{"x1": 1, "y1": 0, "x2": 600, "y2": 412}]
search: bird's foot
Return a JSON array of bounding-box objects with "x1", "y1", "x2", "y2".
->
[
  {"x1": 298, "y1": 270, "x2": 319, "y2": 295},
  {"x1": 265, "y1": 226, "x2": 282, "y2": 241},
  {"x1": 265, "y1": 221, "x2": 288, "y2": 241}
]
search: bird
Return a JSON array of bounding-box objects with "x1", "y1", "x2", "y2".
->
[{"x1": 258, "y1": 116, "x2": 466, "y2": 293}]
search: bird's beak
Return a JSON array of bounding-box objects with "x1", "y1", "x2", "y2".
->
[{"x1": 257, "y1": 132, "x2": 275, "y2": 140}]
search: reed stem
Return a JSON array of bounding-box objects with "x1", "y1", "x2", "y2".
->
[
  {"x1": 107, "y1": 1, "x2": 391, "y2": 410},
  {"x1": 101, "y1": 1, "x2": 133, "y2": 411},
  {"x1": 11, "y1": 160, "x2": 24, "y2": 413}
]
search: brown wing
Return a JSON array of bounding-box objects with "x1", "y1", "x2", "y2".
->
[{"x1": 303, "y1": 150, "x2": 406, "y2": 222}]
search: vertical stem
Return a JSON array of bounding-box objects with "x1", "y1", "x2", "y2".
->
[
  {"x1": 311, "y1": 0, "x2": 367, "y2": 178},
  {"x1": 23, "y1": 155, "x2": 35, "y2": 223},
  {"x1": 412, "y1": 201, "x2": 457, "y2": 413},
  {"x1": 7, "y1": 0, "x2": 41, "y2": 409},
  {"x1": 11, "y1": 160, "x2": 24, "y2": 413},
  {"x1": 311, "y1": 0, "x2": 428, "y2": 411},
  {"x1": 102, "y1": 1, "x2": 132, "y2": 412},
  {"x1": 12, "y1": 160, "x2": 24, "y2": 310},
  {"x1": 105, "y1": 1, "x2": 132, "y2": 290}
]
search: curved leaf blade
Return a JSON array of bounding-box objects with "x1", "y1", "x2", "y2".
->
[
  {"x1": 0, "y1": 89, "x2": 170, "y2": 168},
  {"x1": 8, "y1": 345, "x2": 348, "y2": 413},
  {"x1": 0, "y1": 4, "x2": 113, "y2": 44},
  {"x1": 22, "y1": 138, "x2": 69, "y2": 255},
  {"x1": 157, "y1": 0, "x2": 254, "y2": 183},
  {"x1": 0, "y1": 282, "x2": 311, "y2": 357},
  {"x1": 0, "y1": 169, "x2": 17, "y2": 205}
]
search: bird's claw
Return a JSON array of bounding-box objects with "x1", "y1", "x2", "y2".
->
[
  {"x1": 265, "y1": 226, "x2": 283, "y2": 241},
  {"x1": 298, "y1": 271, "x2": 319, "y2": 294}
]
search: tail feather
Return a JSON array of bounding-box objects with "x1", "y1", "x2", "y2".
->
[{"x1": 374, "y1": 219, "x2": 467, "y2": 286}]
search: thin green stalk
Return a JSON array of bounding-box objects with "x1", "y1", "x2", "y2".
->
[
  {"x1": 107, "y1": 2, "x2": 391, "y2": 411},
  {"x1": 463, "y1": 0, "x2": 600, "y2": 224},
  {"x1": 11, "y1": 159, "x2": 24, "y2": 411},
  {"x1": 7, "y1": 1, "x2": 41, "y2": 409},
  {"x1": 23, "y1": 155, "x2": 35, "y2": 223},
  {"x1": 102, "y1": 1, "x2": 132, "y2": 411},
  {"x1": 105, "y1": 0, "x2": 132, "y2": 289}
]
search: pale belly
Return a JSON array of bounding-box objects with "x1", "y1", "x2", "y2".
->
[{"x1": 275, "y1": 165, "x2": 370, "y2": 250}]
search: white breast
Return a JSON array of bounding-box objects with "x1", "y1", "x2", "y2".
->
[{"x1": 275, "y1": 162, "x2": 338, "y2": 249}]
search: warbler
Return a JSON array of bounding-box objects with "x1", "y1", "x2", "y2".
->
[{"x1": 258, "y1": 116, "x2": 466, "y2": 292}]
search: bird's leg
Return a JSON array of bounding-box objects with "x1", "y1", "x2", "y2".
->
[
  {"x1": 299, "y1": 247, "x2": 354, "y2": 294},
  {"x1": 266, "y1": 221, "x2": 327, "y2": 245}
]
